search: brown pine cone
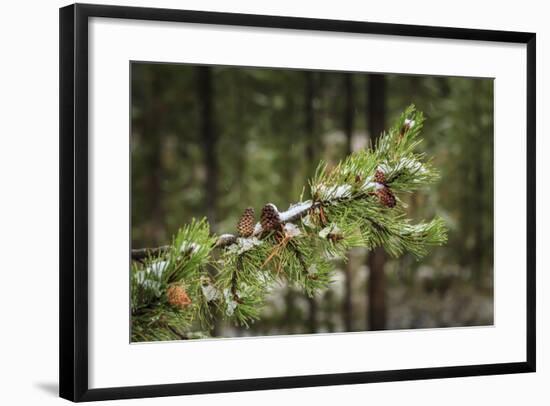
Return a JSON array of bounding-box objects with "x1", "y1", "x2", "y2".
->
[
  {"x1": 167, "y1": 285, "x2": 192, "y2": 309},
  {"x1": 376, "y1": 186, "x2": 396, "y2": 208},
  {"x1": 260, "y1": 203, "x2": 281, "y2": 231},
  {"x1": 237, "y1": 207, "x2": 255, "y2": 237},
  {"x1": 374, "y1": 169, "x2": 386, "y2": 184}
]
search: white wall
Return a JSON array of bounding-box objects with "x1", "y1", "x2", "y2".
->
[{"x1": 0, "y1": 0, "x2": 546, "y2": 404}]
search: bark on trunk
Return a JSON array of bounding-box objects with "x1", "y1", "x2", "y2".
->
[
  {"x1": 304, "y1": 71, "x2": 318, "y2": 333},
  {"x1": 197, "y1": 66, "x2": 220, "y2": 335},
  {"x1": 197, "y1": 66, "x2": 218, "y2": 230},
  {"x1": 142, "y1": 72, "x2": 164, "y2": 245},
  {"x1": 343, "y1": 73, "x2": 354, "y2": 331}
]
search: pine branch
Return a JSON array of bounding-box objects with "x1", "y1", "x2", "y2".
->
[
  {"x1": 131, "y1": 195, "x2": 372, "y2": 259},
  {"x1": 130, "y1": 105, "x2": 448, "y2": 341},
  {"x1": 131, "y1": 202, "x2": 319, "y2": 260}
]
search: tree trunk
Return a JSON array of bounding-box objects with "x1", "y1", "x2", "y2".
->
[
  {"x1": 304, "y1": 71, "x2": 318, "y2": 333},
  {"x1": 283, "y1": 76, "x2": 299, "y2": 334},
  {"x1": 197, "y1": 66, "x2": 218, "y2": 230},
  {"x1": 197, "y1": 66, "x2": 220, "y2": 335},
  {"x1": 343, "y1": 73, "x2": 354, "y2": 331},
  {"x1": 472, "y1": 80, "x2": 484, "y2": 287},
  {"x1": 142, "y1": 70, "x2": 164, "y2": 246},
  {"x1": 366, "y1": 74, "x2": 387, "y2": 331}
]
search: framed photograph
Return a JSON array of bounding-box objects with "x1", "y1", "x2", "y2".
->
[{"x1": 59, "y1": 3, "x2": 536, "y2": 402}]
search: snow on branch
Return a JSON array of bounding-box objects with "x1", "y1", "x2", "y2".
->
[{"x1": 130, "y1": 105, "x2": 448, "y2": 341}]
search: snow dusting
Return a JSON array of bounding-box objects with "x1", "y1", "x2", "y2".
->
[
  {"x1": 142, "y1": 280, "x2": 161, "y2": 293},
  {"x1": 146, "y1": 260, "x2": 168, "y2": 278},
  {"x1": 253, "y1": 223, "x2": 262, "y2": 235},
  {"x1": 316, "y1": 184, "x2": 352, "y2": 200},
  {"x1": 361, "y1": 180, "x2": 385, "y2": 191},
  {"x1": 180, "y1": 241, "x2": 200, "y2": 254},
  {"x1": 283, "y1": 223, "x2": 301, "y2": 238},
  {"x1": 201, "y1": 284, "x2": 220, "y2": 302},
  {"x1": 227, "y1": 237, "x2": 263, "y2": 255},
  {"x1": 223, "y1": 289, "x2": 238, "y2": 316},
  {"x1": 319, "y1": 223, "x2": 342, "y2": 239},
  {"x1": 404, "y1": 118, "x2": 415, "y2": 128},
  {"x1": 265, "y1": 203, "x2": 279, "y2": 212},
  {"x1": 395, "y1": 157, "x2": 426, "y2": 174},
  {"x1": 280, "y1": 201, "x2": 313, "y2": 222}
]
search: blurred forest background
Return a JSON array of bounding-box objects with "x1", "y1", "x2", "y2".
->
[{"x1": 131, "y1": 63, "x2": 494, "y2": 336}]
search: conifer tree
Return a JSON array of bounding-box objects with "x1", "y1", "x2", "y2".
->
[{"x1": 130, "y1": 106, "x2": 447, "y2": 341}]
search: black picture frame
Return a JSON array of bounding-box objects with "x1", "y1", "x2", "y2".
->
[{"x1": 59, "y1": 3, "x2": 536, "y2": 402}]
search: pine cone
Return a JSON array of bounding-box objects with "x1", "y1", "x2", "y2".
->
[
  {"x1": 374, "y1": 169, "x2": 386, "y2": 184},
  {"x1": 237, "y1": 207, "x2": 255, "y2": 237},
  {"x1": 167, "y1": 285, "x2": 192, "y2": 309},
  {"x1": 260, "y1": 203, "x2": 281, "y2": 231},
  {"x1": 376, "y1": 186, "x2": 396, "y2": 208}
]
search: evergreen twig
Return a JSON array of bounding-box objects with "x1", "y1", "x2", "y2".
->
[{"x1": 130, "y1": 105, "x2": 448, "y2": 341}]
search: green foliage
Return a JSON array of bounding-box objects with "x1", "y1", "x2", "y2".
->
[
  {"x1": 214, "y1": 237, "x2": 274, "y2": 326},
  {"x1": 131, "y1": 106, "x2": 447, "y2": 341},
  {"x1": 311, "y1": 106, "x2": 447, "y2": 258},
  {"x1": 131, "y1": 219, "x2": 216, "y2": 341}
]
